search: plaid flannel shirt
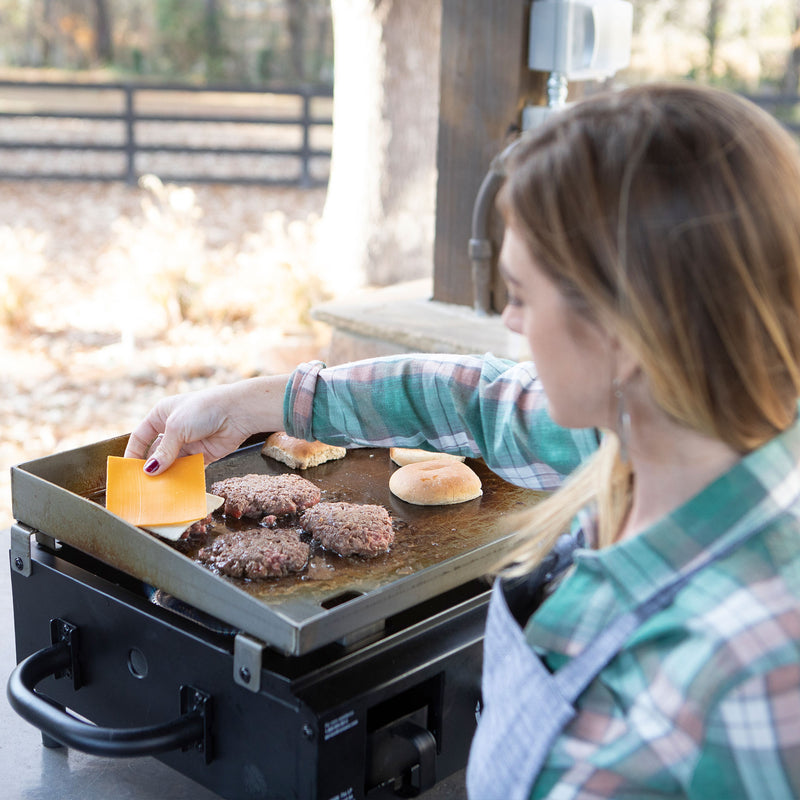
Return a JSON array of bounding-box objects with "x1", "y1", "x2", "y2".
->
[
  {"x1": 529, "y1": 418, "x2": 800, "y2": 799},
  {"x1": 284, "y1": 354, "x2": 800, "y2": 798},
  {"x1": 284, "y1": 354, "x2": 596, "y2": 489}
]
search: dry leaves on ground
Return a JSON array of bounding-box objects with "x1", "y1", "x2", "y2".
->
[{"x1": 1, "y1": 178, "x2": 330, "y2": 530}]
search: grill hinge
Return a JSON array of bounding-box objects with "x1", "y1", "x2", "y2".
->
[
  {"x1": 233, "y1": 632, "x2": 265, "y2": 693},
  {"x1": 10, "y1": 522, "x2": 33, "y2": 577},
  {"x1": 50, "y1": 618, "x2": 82, "y2": 690}
]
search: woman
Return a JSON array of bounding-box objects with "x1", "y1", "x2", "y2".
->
[{"x1": 126, "y1": 83, "x2": 800, "y2": 797}]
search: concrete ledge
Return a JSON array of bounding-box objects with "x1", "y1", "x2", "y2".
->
[{"x1": 312, "y1": 279, "x2": 530, "y2": 365}]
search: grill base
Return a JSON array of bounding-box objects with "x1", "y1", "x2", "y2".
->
[{"x1": 10, "y1": 537, "x2": 486, "y2": 800}]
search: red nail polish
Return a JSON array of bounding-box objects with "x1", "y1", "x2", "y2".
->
[{"x1": 144, "y1": 458, "x2": 159, "y2": 474}]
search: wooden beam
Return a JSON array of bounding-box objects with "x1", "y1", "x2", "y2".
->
[{"x1": 433, "y1": 0, "x2": 545, "y2": 310}]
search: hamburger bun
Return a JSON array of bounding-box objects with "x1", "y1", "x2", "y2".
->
[
  {"x1": 389, "y1": 447, "x2": 466, "y2": 467},
  {"x1": 389, "y1": 460, "x2": 482, "y2": 506},
  {"x1": 262, "y1": 432, "x2": 346, "y2": 470}
]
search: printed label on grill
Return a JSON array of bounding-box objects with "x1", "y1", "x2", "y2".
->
[
  {"x1": 326, "y1": 788, "x2": 355, "y2": 800},
  {"x1": 323, "y1": 709, "x2": 358, "y2": 741}
]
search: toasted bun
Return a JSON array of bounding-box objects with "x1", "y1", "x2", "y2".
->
[
  {"x1": 389, "y1": 460, "x2": 482, "y2": 506},
  {"x1": 262, "y1": 432, "x2": 346, "y2": 470},
  {"x1": 389, "y1": 447, "x2": 466, "y2": 467}
]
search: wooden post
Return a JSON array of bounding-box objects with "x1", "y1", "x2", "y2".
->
[{"x1": 433, "y1": 0, "x2": 545, "y2": 310}]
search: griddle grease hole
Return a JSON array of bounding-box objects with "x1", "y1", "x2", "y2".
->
[{"x1": 320, "y1": 589, "x2": 364, "y2": 609}]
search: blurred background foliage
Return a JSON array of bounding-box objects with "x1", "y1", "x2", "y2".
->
[
  {"x1": 0, "y1": 0, "x2": 333, "y2": 85},
  {"x1": 625, "y1": 0, "x2": 800, "y2": 92},
  {"x1": 1, "y1": 2, "x2": 800, "y2": 92}
]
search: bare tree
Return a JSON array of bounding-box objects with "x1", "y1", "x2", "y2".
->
[
  {"x1": 204, "y1": 0, "x2": 223, "y2": 80},
  {"x1": 704, "y1": 0, "x2": 727, "y2": 78},
  {"x1": 784, "y1": 0, "x2": 800, "y2": 93},
  {"x1": 36, "y1": 0, "x2": 56, "y2": 65},
  {"x1": 92, "y1": 0, "x2": 113, "y2": 62},
  {"x1": 286, "y1": 0, "x2": 309, "y2": 82}
]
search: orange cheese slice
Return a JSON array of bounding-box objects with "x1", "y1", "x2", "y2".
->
[{"x1": 106, "y1": 453, "x2": 208, "y2": 526}]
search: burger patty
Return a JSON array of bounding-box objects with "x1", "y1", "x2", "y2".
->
[
  {"x1": 210, "y1": 473, "x2": 321, "y2": 519},
  {"x1": 197, "y1": 528, "x2": 310, "y2": 579},
  {"x1": 173, "y1": 514, "x2": 213, "y2": 552},
  {"x1": 300, "y1": 502, "x2": 394, "y2": 558}
]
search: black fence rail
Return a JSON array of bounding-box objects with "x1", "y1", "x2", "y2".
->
[{"x1": 0, "y1": 79, "x2": 333, "y2": 186}]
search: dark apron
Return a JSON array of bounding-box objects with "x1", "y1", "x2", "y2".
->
[{"x1": 466, "y1": 517, "x2": 775, "y2": 800}]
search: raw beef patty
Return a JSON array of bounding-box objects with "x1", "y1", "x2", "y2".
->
[
  {"x1": 210, "y1": 473, "x2": 321, "y2": 519},
  {"x1": 198, "y1": 528, "x2": 310, "y2": 579},
  {"x1": 300, "y1": 502, "x2": 394, "y2": 557}
]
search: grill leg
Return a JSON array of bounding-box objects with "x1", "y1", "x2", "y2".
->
[{"x1": 42, "y1": 731, "x2": 64, "y2": 748}]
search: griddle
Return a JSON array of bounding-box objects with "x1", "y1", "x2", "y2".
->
[
  {"x1": 11, "y1": 434, "x2": 544, "y2": 656},
  {"x1": 8, "y1": 433, "x2": 549, "y2": 798}
]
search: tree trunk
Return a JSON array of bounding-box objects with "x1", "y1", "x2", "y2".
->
[
  {"x1": 40, "y1": 0, "x2": 55, "y2": 66},
  {"x1": 287, "y1": 0, "x2": 309, "y2": 82},
  {"x1": 205, "y1": 0, "x2": 223, "y2": 81},
  {"x1": 784, "y1": 0, "x2": 800, "y2": 93},
  {"x1": 704, "y1": 0, "x2": 726, "y2": 78},
  {"x1": 317, "y1": 0, "x2": 442, "y2": 291},
  {"x1": 93, "y1": 0, "x2": 113, "y2": 63}
]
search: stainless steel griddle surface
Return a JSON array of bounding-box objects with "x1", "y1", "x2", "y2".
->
[
  {"x1": 11, "y1": 435, "x2": 545, "y2": 655},
  {"x1": 200, "y1": 443, "x2": 540, "y2": 602}
]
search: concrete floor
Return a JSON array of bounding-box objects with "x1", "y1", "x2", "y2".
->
[{"x1": 1, "y1": 528, "x2": 466, "y2": 800}]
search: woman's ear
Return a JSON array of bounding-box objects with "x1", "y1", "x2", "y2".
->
[{"x1": 612, "y1": 335, "x2": 641, "y2": 387}]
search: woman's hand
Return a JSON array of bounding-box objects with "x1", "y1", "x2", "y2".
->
[{"x1": 124, "y1": 375, "x2": 289, "y2": 474}]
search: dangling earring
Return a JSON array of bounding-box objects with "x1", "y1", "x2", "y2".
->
[{"x1": 613, "y1": 378, "x2": 632, "y2": 463}]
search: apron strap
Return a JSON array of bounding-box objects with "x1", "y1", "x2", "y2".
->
[
  {"x1": 553, "y1": 580, "x2": 682, "y2": 701},
  {"x1": 469, "y1": 475, "x2": 800, "y2": 800}
]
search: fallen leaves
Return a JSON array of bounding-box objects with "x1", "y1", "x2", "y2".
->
[{"x1": 0, "y1": 179, "x2": 329, "y2": 529}]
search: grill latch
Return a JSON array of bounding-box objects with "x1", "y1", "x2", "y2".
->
[
  {"x1": 234, "y1": 632, "x2": 265, "y2": 693},
  {"x1": 10, "y1": 522, "x2": 33, "y2": 577}
]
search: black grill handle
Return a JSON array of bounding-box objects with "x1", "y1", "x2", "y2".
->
[{"x1": 7, "y1": 638, "x2": 212, "y2": 760}]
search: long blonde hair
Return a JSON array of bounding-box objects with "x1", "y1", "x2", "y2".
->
[{"x1": 500, "y1": 83, "x2": 800, "y2": 574}]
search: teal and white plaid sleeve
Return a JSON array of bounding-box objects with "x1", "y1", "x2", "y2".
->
[{"x1": 284, "y1": 353, "x2": 598, "y2": 490}]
